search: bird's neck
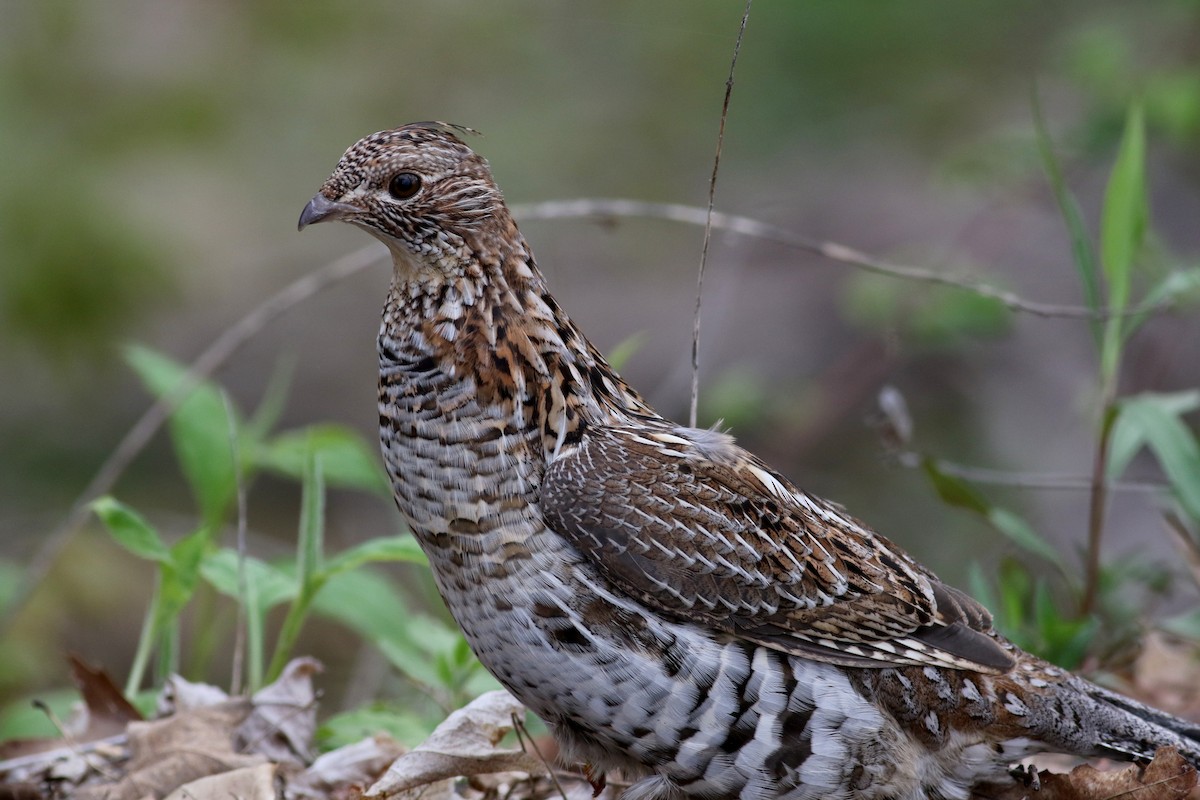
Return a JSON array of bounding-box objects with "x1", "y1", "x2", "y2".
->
[{"x1": 381, "y1": 228, "x2": 655, "y2": 459}]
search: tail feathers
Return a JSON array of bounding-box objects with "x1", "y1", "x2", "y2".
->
[{"x1": 1082, "y1": 680, "x2": 1200, "y2": 764}]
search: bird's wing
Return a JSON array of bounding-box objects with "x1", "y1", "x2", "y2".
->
[{"x1": 541, "y1": 424, "x2": 1014, "y2": 673}]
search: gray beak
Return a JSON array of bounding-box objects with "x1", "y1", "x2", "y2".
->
[{"x1": 298, "y1": 193, "x2": 360, "y2": 231}]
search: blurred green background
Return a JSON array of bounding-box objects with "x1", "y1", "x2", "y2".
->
[{"x1": 2, "y1": 0, "x2": 1199, "y2": 727}]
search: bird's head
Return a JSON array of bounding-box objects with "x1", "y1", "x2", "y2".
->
[{"x1": 298, "y1": 123, "x2": 511, "y2": 278}]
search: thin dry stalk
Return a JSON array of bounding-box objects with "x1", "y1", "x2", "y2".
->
[{"x1": 690, "y1": 0, "x2": 752, "y2": 428}]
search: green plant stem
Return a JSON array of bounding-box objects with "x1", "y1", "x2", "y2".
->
[
  {"x1": 1081, "y1": 401, "x2": 1118, "y2": 617},
  {"x1": 265, "y1": 585, "x2": 320, "y2": 684},
  {"x1": 125, "y1": 586, "x2": 159, "y2": 696}
]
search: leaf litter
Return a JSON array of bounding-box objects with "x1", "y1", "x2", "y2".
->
[{"x1": 3, "y1": 655, "x2": 1200, "y2": 800}]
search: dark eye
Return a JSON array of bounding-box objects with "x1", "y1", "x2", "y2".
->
[{"x1": 388, "y1": 172, "x2": 422, "y2": 199}]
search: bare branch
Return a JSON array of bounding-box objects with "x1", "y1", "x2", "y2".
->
[{"x1": 513, "y1": 199, "x2": 1174, "y2": 321}]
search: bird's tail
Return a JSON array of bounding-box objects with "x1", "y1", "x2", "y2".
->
[{"x1": 1075, "y1": 679, "x2": 1200, "y2": 765}]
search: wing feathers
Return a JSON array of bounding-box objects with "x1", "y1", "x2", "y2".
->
[{"x1": 542, "y1": 424, "x2": 1014, "y2": 675}]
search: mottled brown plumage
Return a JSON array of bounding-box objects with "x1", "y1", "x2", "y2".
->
[{"x1": 299, "y1": 123, "x2": 1200, "y2": 800}]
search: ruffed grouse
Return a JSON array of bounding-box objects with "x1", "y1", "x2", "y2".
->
[{"x1": 299, "y1": 123, "x2": 1200, "y2": 800}]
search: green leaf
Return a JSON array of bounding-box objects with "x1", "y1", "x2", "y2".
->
[
  {"x1": 842, "y1": 275, "x2": 1010, "y2": 347},
  {"x1": 91, "y1": 496, "x2": 170, "y2": 563},
  {"x1": 311, "y1": 568, "x2": 464, "y2": 691},
  {"x1": 1109, "y1": 392, "x2": 1200, "y2": 520},
  {"x1": 245, "y1": 356, "x2": 295, "y2": 441},
  {"x1": 159, "y1": 527, "x2": 211, "y2": 621},
  {"x1": 1100, "y1": 103, "x2": 1147, "y2": 315},
  {"x1": 0, "y1": 689, "x2": 80, "y2": 740},
  {"x1": 1033, "y1": 90, "x2": 1101, "y2": 342},
  {"x1": 311, "y1": 567, "x2": 410, "y2": 644},
  {"x1": 605, "y1": 333, "x2": 645, "y2": 372},
  {"x1": 266, "y1": 453, "x2": 327, "y2": 684},
  {"x1": 1161, "y1": 609, "x2": 1200, "y2": 641},
  {"x1": 921, "y1": 459, "x2": 989, "y2": 514},
  {"x1": 1127, "y1": 267, "x2": 1200, "y2": 335},
  {"x1": 124, "y1": 345, "x2": 241, "y2": 527},
  {"x1": 987, "y1": 507, "x2": 1060, "y2": 564},
  {"x1": 318, "y1": 704, "x2": 437, "y2": 750},
  {"x1": 297, "y1": 453, "x2": 326, "y2": 591},
  {"x1": 258, "y1": 424, "x2": 389, "y2": 495},
  {"x1": 922, "y1": 460, "x2": 1058, "y2": 563},
  {"x1": 201, "y1": 549, "x2": 296, "y2": 690},
  {"x1": 201, "y1": 549, "x2": 297, "y2": 610},
  {"x1": 324, "y1": 535, "x2": 428, "y2": 578}
]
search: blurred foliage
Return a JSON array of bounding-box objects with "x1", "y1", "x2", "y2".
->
[
  {"x1": 67, "y1": 346, "x2": 488, "y2": 744},
  {"x1": 843, "y1": 275, "x2": 1012, "y2": 348},
  {"x1": 909, "y1": 98, "x2": 1200, "y2": 669}
]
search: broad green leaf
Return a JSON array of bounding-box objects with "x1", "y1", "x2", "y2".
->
[
  {"x1": 312, "y1": 568, "x2": 463, "y2": 690},
  {"x1": 91, "y1": 496, "x2": 170, "y2": 563},
  {"x1": 318, "y1": 704, "x2": 437, "y2": 750},
  {"x1": 0, "y1": 688, "x2": 80, "y2": 740},
  {"x1": 987, "y1": 507, "x2": 1060, "y2": 564},
  {"x1": 1109, "y1": 393, "x2": 1200, "y2": 520},
  {"x1": 311, "y1": 567, "x2": 409, "y2": 644},
  {"x1": 158, "y1": 527, "x2": 211, "y2": 621},
  {"x1": 124, "y1": 345, "x2": 241, "y2": 526},
  {"x1": 921, "y1": 459, "x2": 989, "y2": 514},
  {"x1": 1109, "y1": 390, "x2": 1200, "y2": 478},
  {"x1": 201, "y1": 549, "x2": 297, "y2": 610},
  {"x1": 923, "y1": 460, "x2": 1058, "y2": 563},
  {"x1": 323, "y1": 535, "x2": 428, "y2": 578},
  {"x1": 258, "y1": 424, "x2": 389, "y2": 496},
  {"x1": 1128, "y1": 267, "x2": 1200, "y2": 336},
  {"x1": 1100, "y1": 103, "x2": 1147, "y2": 315}
]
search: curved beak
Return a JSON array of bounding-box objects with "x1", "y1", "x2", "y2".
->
[{"x1": 297, "y1": 193, "x2": 361, "y2": 231}]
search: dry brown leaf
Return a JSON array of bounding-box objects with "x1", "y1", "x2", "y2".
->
[
  {"x1": 982, "y1": 747, "x2": 1197, "y2": 800},
  {"x1": 69, "y1": 655, "x2": 143, "y2": 740},
  {"x1": 289, "y1": 734, "x2": 406, "y2": 799},
  {"x1": 366, "y1": 691, "x2": 546, "y2": 799},
  {"x1": 1133, "y1": 634, "x2": 1200, "y2": 721},
  {"x1": 162, "y1": 762, "x2": 277, "y2": 800},
  {"x1": 236, "y1": 657, "x2": 322, "y2": 767},
  {"x1": 74, "y1": 701, "x2": 261, "y2": 800},
  {"x1": 156, "y1": 674, "x2": 232, "y2": 715}
]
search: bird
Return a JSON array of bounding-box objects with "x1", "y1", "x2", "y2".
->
[{"x1": 298, "y1": 122, "x2": 1200, "y2": 800}]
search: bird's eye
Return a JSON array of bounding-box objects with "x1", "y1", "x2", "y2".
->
[{"x1": 388, "y1": 172, "x2": 422, "y2": 200}]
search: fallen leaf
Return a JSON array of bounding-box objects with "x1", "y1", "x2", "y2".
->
[
  {"x1": 236, "y1": 657, "x2": 322, "y2": 766},
  {"x1": 366, "y1": 691, "x2": 546, "y2": 799},
  {"x1": 68, "y1": 655, "x2": 143, "y2": 740},
  {"x1": 162, "y1": 761, "x2": 277, "y2": 800},
  {"x1": 157, "y1": 674, "x2": 232, "y2": 715},
  {"x1": 289, "y1": 734, "x2": 406, "y2": 799},
  {"x1": 75, "y1": 701, "x2": 261, "y2": 800},
  {"x1": 981, "y1": 747, "x2": 1197, "y2": 800}
]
